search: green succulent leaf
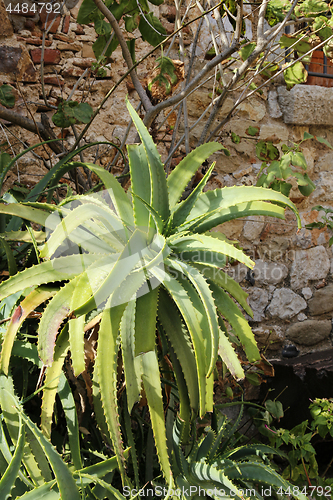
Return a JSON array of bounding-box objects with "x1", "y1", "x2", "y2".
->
[{"x1": 0, "y1": 84, "x2": 15, "y2": 109}]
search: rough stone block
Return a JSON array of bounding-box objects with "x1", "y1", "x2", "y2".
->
[
  {"x1": 267, "y1": 89, "x2": 283, "y2": 118},
  {"x1": 290, "y1": 246, "x2": 330, "y2": 290},
  {"x1": 308, "y1": 284, "x2": 333, "y2": 315},
  {"x1": 0, "y1": 0, "x2": 14, "y2": 37},
  {"x1": 0, "y1": 45, "x2": 36, "y2": 81},
  {"x1": 248, "y1": 287, "x2": 269, "y2": 322},
  {"x1": 286, "y1": 320, "x2": 331, "y2": 346},
  {"x1": 243, "y1": 216, "x2": 265, "y2": 241},
  {"x1": 277, "y1": 85, "x2": 333, "y2": 125},
  {"x1": 267, "y1": 288, "x2": 307, "y2": 319},
  {"x1": 30, "y1": 48, "x2": 61, "y2": 64},
  {"x1": 253, "y1": 259, "x2": 288, "y2": 286}
]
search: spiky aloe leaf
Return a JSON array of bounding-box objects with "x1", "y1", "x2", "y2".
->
[
  {"x1": 197, "y1": 264, "x2": 253, "y2": 317},
  {"x1": 170, "y1": 163, "x2": 215, "y2": 230},
  {"x1": 166, "y1": 258, "x2": 219, "y2": 377},
  {"x1": 0, "y1": 238, "x2": 17, "y2": 276},
  {"x1": 1, "y1": 230, "x2": 45, "y2": 243},
  {"x1": 0, "y1": 203, "x2": 50, "y2": 227},
  {"x1": 141, "y1": 350, "x2": 172, "y2": 483},
  {"x1": 120, "y1": 301, "x2": 143, "y2": 413},
  {"x1": 39, "y1": 203, "x2": 123, "y2": 260},
  {"x1": 151, "y1": 267, "x2": 209, "y2": 417},
  {"x1": 0, "y1": 287, "x2": 57, "y2": 375},
  {"x1": 0, "y1": 416, "x2": 25, "y2": 500},
  {"x1": 126, "y1": 99, "x2": 170, "y2": 221},
  {"x1": 183, "y1": 186, "x2": 301, "y2": 233},
  {"x1": 128, "y1": 144, "x2": 151, "y2": 228},
  {"x1": 95, "y1": 299, "x2": 127, "y2": 484},
  {"x1": 0, "y1": 374, "x2": 48, "y2": 486},
  {"x1": 38, "y1": 256, "x2": 116, "y2": 366},
  {"x1": 167, "y1": 143, "x2": 223, "y2": 208},
  {"x1": 188, "y1": 461, "x2": 243, "y2": 499},
  {"x1": 209, "y1": 282, "x2": 260, "y2": 363},
  {"x1": 11, "y1": 341, "x2": 41, "y2": 367},
  {"x1": 67, "y1": 162, "x2": 134, "y2": 226},
  {"x1": 41, "y1": 325, "x2": 69, "y2": 439},
  {"x1": 192, "y1": 200, "x2": 287, "y2": 234},
  {"x1": 134, "y1": 288, "x2": 158, "y2": 355},
  {"x1": 16, "y1": 451, "x2": 131, "y2": 500},
  {"x1": 0, "y1": 418, "x2": 33, "y2": 490},
  {"x1": 74, "y1": 229, "x2": 147, "y2": 315},
  {"x1": 38, "y1": 277, "x2": 78, "y2": 366},
  {"x1": 170, "y1": 234, "x2": 254, "y2": 269},
  {"x1": 218, "y1": 329, "x2": 244, "y2": 380},
  {"x1": 158, "y1": 290, "x2": 199, "y2": 415},
  {"x1": 0, "y1": 254, "x2": 100, "y2": 301},
  {"x1": 224, "y1": 462, "x2": 307, "y2": 499},
  {"x1": 222, "y1": 443, "x2": 285, "y2": 462},
  {"x1": 57, "y1": 373, "x2": 82, "y2": 470},
  {"x1": 14, "y1": 405, "x2": 81, "y2": 500}
]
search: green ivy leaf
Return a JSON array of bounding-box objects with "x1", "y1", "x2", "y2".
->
[
  {"x1": 94, "y1": 19, "x2": 111, "y2": 36},
  {"x1": 52, "y1": 100, "x2": 93, "y2": 128},
  {"x1": 93, "y1": 34, "x2": 119, "y2": 59},
  {"x1": 265, "y1": 0, "x2": 292, "y2": 27},
  {"x1": 312, "y1": 16, "x2": 333, "y2": 41},
  {"x1": 0, "y1": 152, "x2": 11, "y2": 175},
  {"x1": 284, "y1": 61, "x2": 308, "y2": 89},
  {"x1": 148, "y1": 56, "x2": 178, "y2": 95},
  {"x1": 231, "y1": 132, "x2": 240, "y2": 144},
  {"x1": 139, "y1": 12, "x2": 166, "y2": 46},
  {"x1": 0, "y1": 84, "x2": 15, "y2": 109},
  {"x1": 124, "y1": 15, "x2": 138, "y2": 33},
  {"x1": 315, "y1": 136, "x2": 333, "y2": 149},
  {"x1": 265, "y1": 400, "x2": 284, "y2": 420},
  {"x1": 256, "y1": 141, "x2": 279, "y2": 161},
  {"x1": 245, "y1": 372, "x2": 261, "y2": 386},
  {"x1": 298, "y1": 173, "x2": 316, "y2": 196},
  {"x1": 291, "y1": 151, "x2": 307, "y2": 170},
  {"x1": 127, "y1": 39, "x2": 136, "y2": 64},
  {"x1": 295, "y1": 0, "x2": 329, "y2": 17},
  {"x1": 239, "y1": 42, "x2": 256, "y2": 61},
  {"x1": 246, "y1": 126, "x2": 259, "y2": 136},
  {"x1": 279, "y1": 34, "x2": 312, "y2": 63},
  {"x1": 303, "y1": 132, "x2": 314, "y2": 140},
  {"x1": 77, "y1": 0, "x2": 99, "y2": 24}
]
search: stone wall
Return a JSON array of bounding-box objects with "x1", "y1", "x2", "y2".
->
[{"x1": 1, "y1": 0, "x2": 333, "y2": 359}]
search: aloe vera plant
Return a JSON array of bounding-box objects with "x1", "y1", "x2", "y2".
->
[{"x1": 0, "y1": 100, "x2": 301, "y2": 485}]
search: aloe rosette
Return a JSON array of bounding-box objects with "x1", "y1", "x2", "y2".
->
[{"x1": 0, "y1": 100, "x2": 301, "y2": 484}]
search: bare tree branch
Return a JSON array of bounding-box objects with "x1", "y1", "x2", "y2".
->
[{"x1": 92, "y1": 0, "x2": 152, "y2": 112}]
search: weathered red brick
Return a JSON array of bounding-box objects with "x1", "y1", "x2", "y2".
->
[
  {"x1": 30, "y1": 48, "x2": 61, "y2": 65},
  {"x1": 62, "y1": 15, "x2": 70, "y2": 34},
  {"x1": 17, "y1": 37, "x2": 52, "y2": 46},
  {"x1": 74, "y1": 24, "x2": 85, "y2": 35},
  {"x1": 44, "y1": 75, "x2": 64, "y2": 86},
  {"x1": 54, "y1": 33, "x2": 70, "y2": 42},
  {"x1": 40, "y1": 9, "x2": 61, "y2": 33}
]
